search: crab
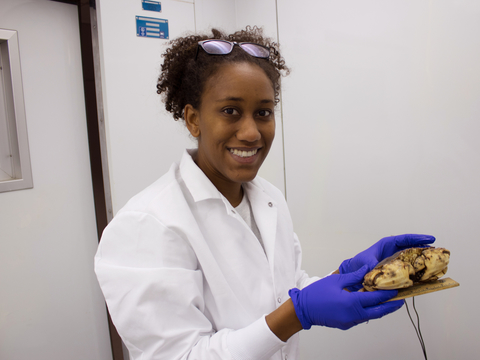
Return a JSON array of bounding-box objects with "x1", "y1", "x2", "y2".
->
[{"x1": 362, "y1": 247, "x2": 450, "y2": 292}]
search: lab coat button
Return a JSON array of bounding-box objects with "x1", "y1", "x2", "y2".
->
[
  {"x1": 268, "y1": 202, "x2": 273, "y2": 207},
  {"x1": 277, "y1": 297, "x2": 282, "y2": 303}
]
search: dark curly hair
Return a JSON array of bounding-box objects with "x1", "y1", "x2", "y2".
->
[{"x1": 156, "y1": 26, "x2": 290, "y2": 121}]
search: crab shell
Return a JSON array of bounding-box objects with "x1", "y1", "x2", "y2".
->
[{"x1": 362, "y1": 247, "x2": 450, "y2": 292}]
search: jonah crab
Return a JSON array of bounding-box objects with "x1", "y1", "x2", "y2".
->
[{"x1": 362, "y1": 247, "x2": 450, "y2": 292}]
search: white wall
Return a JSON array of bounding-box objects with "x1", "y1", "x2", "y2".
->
[
  {"x1": 276, "y1": 0, "x2": 480, "y2": 359},
  {"x1": 195, "y1": 0, "x2": 236, "y2": 34},
  {"x1": 0, "y1": 0, "x2": 111, "y2": 359}
]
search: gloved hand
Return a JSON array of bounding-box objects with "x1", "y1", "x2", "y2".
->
[
  {"x1": 339, "y1": 234, "x2": 435, "y2": 275},
  {"x1": 289, "y1": 266, "x2": 403, "y2": 330}
]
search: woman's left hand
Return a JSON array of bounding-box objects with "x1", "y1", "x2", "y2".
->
[
  {"x1": 339, "y1": 234, "x2": 435, "y2": 274},
  {"x1": 289, "y1": 266, "x2": 403, "y2": 330}
]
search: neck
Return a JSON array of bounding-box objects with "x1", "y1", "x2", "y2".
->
[{"x1": 219, "y1": 182, "x2": 244, "y2": 207}]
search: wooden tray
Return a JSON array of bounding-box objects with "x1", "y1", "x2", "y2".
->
[{"x1": 386, "y1": 277, "x2": 459, "y2": 302}]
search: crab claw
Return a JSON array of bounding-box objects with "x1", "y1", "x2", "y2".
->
[
  {"x1": 418, "y1": 248, "x2": 450, "y2": 281},
  {"x1": 363, "y1": 259, "x2": 415, "y2": 292},
  {"x1": 413, "y1": 255, "x2": 426, "y2": 273}
]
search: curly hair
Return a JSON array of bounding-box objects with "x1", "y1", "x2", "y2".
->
[{"x1": 156, "y1": 26, "x2": 290, "y2": 121}]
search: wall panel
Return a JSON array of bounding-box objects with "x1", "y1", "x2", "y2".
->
[{"x1": 277, "y1": 1, "x2": 480, "y2": 359}]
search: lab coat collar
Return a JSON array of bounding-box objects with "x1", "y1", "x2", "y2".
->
[
  {"x1": 179, "y1": 149, "x2": 224, "y2": 203},
  {"x1": 179, "y1": 149, "x2": 271, "y2": 204}
]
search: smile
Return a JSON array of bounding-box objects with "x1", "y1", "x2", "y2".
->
[{"x1": 229, "y1": 148, "x2": 258, "y2": 158}]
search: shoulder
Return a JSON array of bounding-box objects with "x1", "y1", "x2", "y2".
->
[
  {"x1": 117, "y1": 162, "x2": 185, "y2": 216},
  {"x1": 97, "y1": 162, "x2": 198, "y2": 269}
]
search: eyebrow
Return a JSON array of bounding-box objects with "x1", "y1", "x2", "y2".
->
[{"x1": 217, "y1": 97, "x2": 274, "y2": 104}]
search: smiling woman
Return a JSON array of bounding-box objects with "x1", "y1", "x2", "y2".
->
[
  {"x1": 94, "y1": 26, "x2": 431, "y2": 360},
  {"x1": 184, "y1": 62, "x2": 276, "y2": 206}
]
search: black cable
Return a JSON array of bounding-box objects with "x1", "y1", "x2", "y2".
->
[
  {"x1": 412, "y1": 297, "x2": 426, "y2": 354},
  {"x1": 405, "y1": 297, "x2": 427, "y2": 359}
]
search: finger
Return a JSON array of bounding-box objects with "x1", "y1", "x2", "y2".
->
[
  {"x1": 345, "y1": 284, "x2": 364, "y2": 292},
  {"x1": 363, "y1": 300, "x2": 404, "y2": 320},
  {"x1": 357, "y1": 289, "x2": 398, "y2": 308},
  {"x1": 340, "y1": 265, "x2": 369, "y2": 288},
  {"x1": 365, "y1": 259, "x2": 379, "y2": 272},
  {"x1": 394, "y1": 234, "x2": 435, "y2": 248}
]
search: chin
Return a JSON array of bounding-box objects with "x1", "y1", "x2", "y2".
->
[{"x1": 235, "y1": 171, "x2": 259, "y2": 183}]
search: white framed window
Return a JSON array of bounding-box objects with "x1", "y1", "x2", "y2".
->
[{"x1": 0, "y1": 29, "x2": 32, "y2": 192}]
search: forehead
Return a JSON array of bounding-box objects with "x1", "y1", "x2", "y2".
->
[{"x1": 202, "y1": 62, "x2": 275, "y2": 102}]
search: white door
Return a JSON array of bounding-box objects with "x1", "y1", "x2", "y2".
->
[{"x1": 0, "y1": 0, "x2": 112, "y2": 359}]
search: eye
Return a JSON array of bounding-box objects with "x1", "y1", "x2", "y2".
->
[
  {"x1": 258, "y1": 109, "x2": 272, "y2": 117},
  {"x1": 222, "y1": 108, "x2": 240, "y2": 116}
]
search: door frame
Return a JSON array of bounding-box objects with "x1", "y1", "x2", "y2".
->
[{"x1": 51, "y1": 1, "x2": 122, "y2": 359}]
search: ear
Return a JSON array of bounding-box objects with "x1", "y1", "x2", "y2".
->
[{"x1": 184, "y1": 104, "x2": 200, "y2": 138}]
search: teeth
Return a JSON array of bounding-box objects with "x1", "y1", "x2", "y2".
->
[{"x1": 230, "y1": 148, "x2": 258, "y2": 157}]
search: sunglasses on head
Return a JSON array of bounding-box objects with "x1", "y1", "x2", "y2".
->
[{"x1": 195, "y1": 40, "x2": 270, "y2": 60}]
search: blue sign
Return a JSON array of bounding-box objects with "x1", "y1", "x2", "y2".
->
[
  {"x1": 142, "y1": 0, "x2": 161, "y2": 12},
  {"x1": 136, "y1": 16, "x2": 169, "y2": 39}
]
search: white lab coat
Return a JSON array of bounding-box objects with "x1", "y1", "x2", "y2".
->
[{"x1": 95, "y1": 149, "x2": 319, "y2": 360}]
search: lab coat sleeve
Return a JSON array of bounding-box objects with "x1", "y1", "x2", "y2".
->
[{"x1": 94, "y1": 211, "x2": 285, "y2": 360}]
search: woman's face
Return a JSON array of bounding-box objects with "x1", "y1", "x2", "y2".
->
[{"x1": 185, "y1": 62, "x2": 276, "y2": 195}]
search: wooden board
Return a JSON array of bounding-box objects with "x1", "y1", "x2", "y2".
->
[{"x1": 385, "y1": 277, "x2": 459, "y2": 302}]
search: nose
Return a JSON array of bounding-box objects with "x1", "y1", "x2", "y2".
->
[{"x1": 236, "y1": 116, "x2": 261, "y2": 142}]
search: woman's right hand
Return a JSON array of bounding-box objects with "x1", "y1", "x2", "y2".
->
[{"x1": 289, "y1": 266, "x2": 403, "y2": 330}]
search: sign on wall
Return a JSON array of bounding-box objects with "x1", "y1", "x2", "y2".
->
[
  {"x1": 136, "y1": 16, "x2": 169, "y2": 39},
  {"x1": 141, "y1": 0, "x2": 161, "y2": 12}
]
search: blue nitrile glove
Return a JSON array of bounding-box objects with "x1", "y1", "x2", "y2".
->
[
  {"x1": 289, "y1": 266, "x2": 403, "y2": 330},
  {"x1": 339, "y1": 234, "x2": 436, "y2": 275}
]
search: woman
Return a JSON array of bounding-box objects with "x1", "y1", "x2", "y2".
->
[{"x1": 95, "y1": 26, "x2": 434, "y2": 360}]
